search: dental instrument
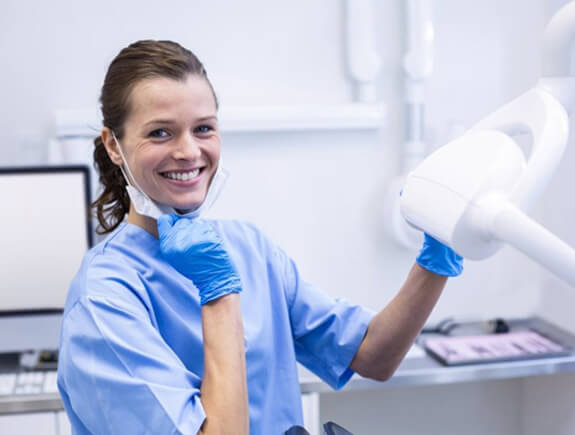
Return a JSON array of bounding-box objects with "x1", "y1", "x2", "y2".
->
[{"x1": 400, "y1": 2, "x2": 575, "y2": 286}]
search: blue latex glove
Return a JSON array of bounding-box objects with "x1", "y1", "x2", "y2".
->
[
  {"x1": 416, "y1": 233, "x2": 464, "y2": 277},
  {"x1": 157, "y1": 215, "x2": 242, "y2": 305}
]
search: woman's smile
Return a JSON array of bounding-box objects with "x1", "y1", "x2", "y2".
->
[{"x1": 159, "y1": 167, "x2": 205, "y2": 186}]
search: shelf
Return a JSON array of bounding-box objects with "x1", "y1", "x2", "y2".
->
[
  {"x1": 54, "y1": 103, "x2": 386, "y2": 138},
  {"x1": 218, "y1": 103, "x2": 386, "y2": 132}
]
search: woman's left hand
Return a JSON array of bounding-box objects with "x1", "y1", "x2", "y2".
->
[{"x1": 416, "y1": 233, "x2": 464, "y2": 277}]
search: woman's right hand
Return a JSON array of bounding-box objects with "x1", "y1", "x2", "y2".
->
[{"x1": 157, "y1": 215, "x2": 242, "y2": 305}]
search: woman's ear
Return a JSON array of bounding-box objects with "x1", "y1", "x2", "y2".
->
[{"x1": 101, "y1": 127, "x2": 123, "y2": 166}]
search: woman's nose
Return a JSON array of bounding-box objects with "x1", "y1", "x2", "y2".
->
[{"x1": 172, "y1": 134, "x2": 202, "y2": 160}]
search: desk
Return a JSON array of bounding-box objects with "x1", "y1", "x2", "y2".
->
[
  {"x1": 298, "y1": 317, "x2": 575, "y2": 434},
  {"x1": 300, "y1": 317, "x2": 575, "y2": 394},
  {"x1": 0, "y1": 393, "x2": 61, "y2": 415},
  {"x1": 1, "y1": 317, "x2": 575, "y2": 434},
  {"x1": 300, "y1": 349, "x2": 575, "y2": 394}
]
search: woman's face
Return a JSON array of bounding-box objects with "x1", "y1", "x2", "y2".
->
[{"x1": 112, "y1": 74, "x2": 220, "y2": 213}]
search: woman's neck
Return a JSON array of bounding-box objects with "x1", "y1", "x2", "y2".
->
[{"x1": 126, "y1": 205, "x2": 159, "y2": 239}]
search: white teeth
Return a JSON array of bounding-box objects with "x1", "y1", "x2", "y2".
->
[{"x1": 163, "y1": 169, "x2": 200, "y2": 181}]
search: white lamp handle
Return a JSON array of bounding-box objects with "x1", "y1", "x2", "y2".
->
[{"x1": 490, "y1": 199, "x2": 575, "y2": 287}]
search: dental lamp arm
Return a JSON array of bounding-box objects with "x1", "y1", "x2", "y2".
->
[
  {"x1": 539, "y1": 2, "x2": 575, "y2": 125},
  {"x1": 400, "y1": 86, "x2": 575, "y2": 287},
  {"x1": 486, "y1": 196, "x2": 575, "y2": 287},
  {"x1": 542, "y1": 2, "x2": 575, "y2": 77}
]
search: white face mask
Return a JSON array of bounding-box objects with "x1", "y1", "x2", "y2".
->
[{"x1": 112, "y1": 132, "x2": 228, "y2": 220}]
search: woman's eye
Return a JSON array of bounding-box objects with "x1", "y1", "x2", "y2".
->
[
  {"x1": 195, "y1": 125, "x2": 214, "y2": 134},
  {"x1": 149, "y1": 129, "x2": 170, "y2": 139}
]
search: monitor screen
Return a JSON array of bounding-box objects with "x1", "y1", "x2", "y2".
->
[{"x1": 0, "y1": 166, "x2": 92, "y2": 313}]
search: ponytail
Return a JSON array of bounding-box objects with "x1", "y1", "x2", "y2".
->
[{"x1": 91, "y1": 135, "x2": 130, "y2": 234}]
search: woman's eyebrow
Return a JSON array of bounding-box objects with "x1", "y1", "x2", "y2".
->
[
  {"x1": 143, "y1": 116, "x2": 217, "y2": 127},
  {"x1": 143, "y1": 119, "x2": 174, "y2": 127},
  {"x1": 196, "y1": 115, "x2": 218, "y2": 122}
]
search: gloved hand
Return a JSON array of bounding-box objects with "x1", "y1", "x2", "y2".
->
[
  {"x1": 416, "y1": 233, "x2": 463, "y2": 277},
  {"x1": 157, "y1": 215, "x2": 242, "y2": 305}
]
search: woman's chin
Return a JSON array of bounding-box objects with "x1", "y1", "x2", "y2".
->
[
  {"x1": 173, "y1": 203, "x2": 201, "y2": 214},
  {"x1": 174, "y1": 208, "x2": 194, "y2": 214}
]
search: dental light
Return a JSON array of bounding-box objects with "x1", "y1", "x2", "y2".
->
[{"x1": 400, "y1": 2, "x2": 575, "y2": 286}]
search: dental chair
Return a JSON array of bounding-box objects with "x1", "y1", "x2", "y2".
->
[{"x1": 285, "y1": 421, "x2": 354, "y2": 435}]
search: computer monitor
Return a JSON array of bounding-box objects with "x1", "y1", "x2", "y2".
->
[{"x1": 0, "y1": 166, "x2": 92, "y2": 314}]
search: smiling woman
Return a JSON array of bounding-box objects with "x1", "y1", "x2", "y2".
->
[
  {"x1": 57, "y1": 39, "x2": 463, "y2": 435},
  {"x1": 102, "y1": 75, "x2": 222, "y2": 235},
  {"x1": 91, "y1": 40, "x2": 220, "y2": 235}
]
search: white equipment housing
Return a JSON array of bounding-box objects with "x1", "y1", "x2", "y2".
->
[{"x1": 400, "y1": 2, "x2": 575, "y2": 287}]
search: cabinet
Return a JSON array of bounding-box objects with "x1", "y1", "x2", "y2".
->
[
  {"x1": 0, "y1": 411, "x2": 70, "y2": 435},
  {"x1": 56, "y1": 411, "x2": 71, "y2": 435},
  {"x1": 0, "y1": 412, "x2": 57, "y2": 435}
]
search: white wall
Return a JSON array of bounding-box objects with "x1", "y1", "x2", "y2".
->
[
  {"x1": 0, "y1": 0, "x2": 349, "y2": 163},
  {"x1": 2, "y1": 0, "x2": 575, "y2": 434}
]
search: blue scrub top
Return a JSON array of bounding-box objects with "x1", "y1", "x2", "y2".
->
[{"x1": 58, "y1": 221, "x2": 374, "y2": 434}]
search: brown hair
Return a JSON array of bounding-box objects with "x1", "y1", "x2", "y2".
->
[{"x1": 91, "y1": 40, "x2": 218, "y2": 234}]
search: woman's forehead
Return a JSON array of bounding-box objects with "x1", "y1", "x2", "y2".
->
[{"x1": 127, "y1": 75, "x2": 216, "y2": 123}]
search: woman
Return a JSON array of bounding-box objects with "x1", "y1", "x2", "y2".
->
[{"x1": 57, "y1": 40, "x2": 462, "y2": 435}]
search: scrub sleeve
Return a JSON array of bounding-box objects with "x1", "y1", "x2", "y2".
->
[{"x1": 278, "y1": 244, "x2": 375, "y2": 390}]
